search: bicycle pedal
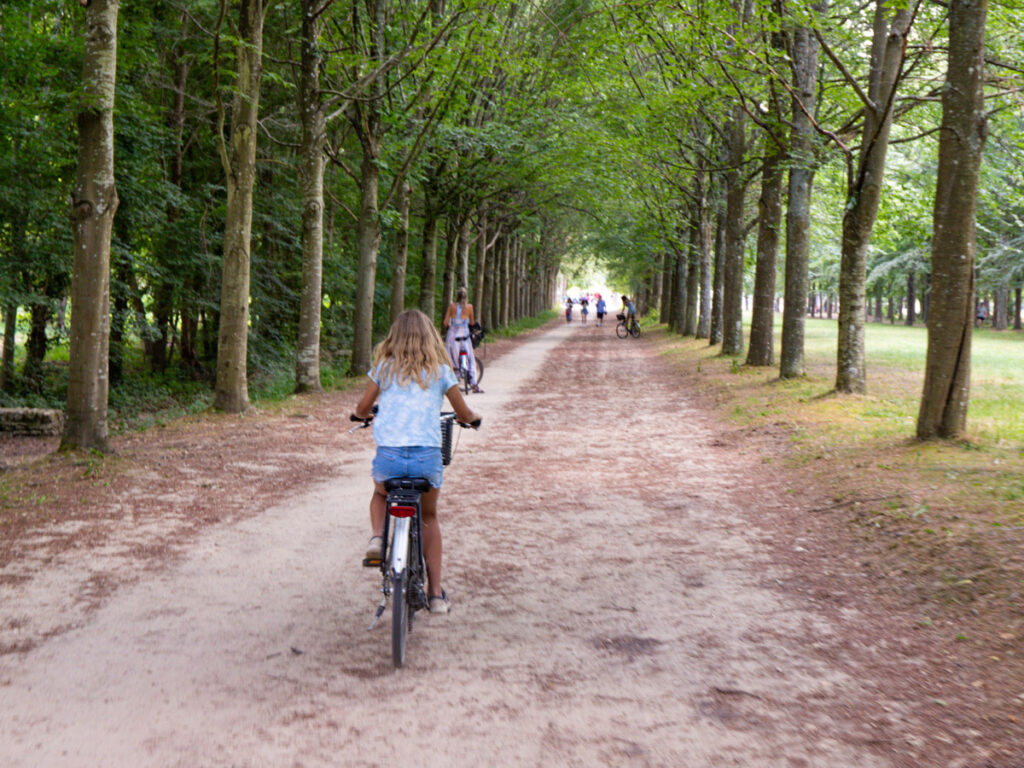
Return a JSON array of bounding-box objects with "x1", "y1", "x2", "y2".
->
[{"x1": 362, "y1": 557, "x2": 381, "y2": 568}]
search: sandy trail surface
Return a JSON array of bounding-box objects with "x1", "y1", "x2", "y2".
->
[{"x1": 0, "y1": 322, "x2": 970, "y2": 766}]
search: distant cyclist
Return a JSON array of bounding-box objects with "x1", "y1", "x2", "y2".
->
[
  {"x1": 442, "y1": 287, "x2": 482, "y2": 393},
  {"x1": 621, "y1": 295, "x2": 636, "y2": 325}
]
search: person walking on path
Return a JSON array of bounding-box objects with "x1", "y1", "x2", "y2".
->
[
  {"x1": 565, "y1": 297, "x2": 574, "y2": 323},
  {"x1": 442, "y1": 287, "x2": 482, "y2": 393},
  {"x1": 580, "y1": 296, "x2": 589, "y2": 324},
  {"x1": 352, "y1": 309, "x2": 481, "y2": 615},
  {"x1": 595, "y1": 295, "x2": 606, "y2": 326}
]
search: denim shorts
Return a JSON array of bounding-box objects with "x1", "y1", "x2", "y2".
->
[{"x1": 372, "y1": 445, "x2": 443, "y2": 488}]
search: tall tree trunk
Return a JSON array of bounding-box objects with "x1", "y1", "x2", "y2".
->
[
  {"x1": 389, "y1": 180, "x2": 412, "y2": 325},
  {"x1": 696, "y1": 174, "x2": 713, "y2": 339},
  {"x1": 25, "y1": 300, "x2": 50, "y2": 384},
  {"x1": 441, "y1": 217, "x2": 457, "y2": 310},
  {"x1": 418, "y1": 187, "x2": 439, "y2": 320},
  {"x1": 835, "y1": 1, "x2": 913, "y2": 393},
  {"x1": 905, "y1": 272, "x2": 916, "y2": 326},
  {"x1": 746, "y1": 148, "x2": 783, "y2": 366},
  {"x1": 0, "y1": 303, "x2": 15, "y2": 392},
  {"x1": 669, "y1": 249, "x2": 686, "y2": 334},
  {"x1": 457, "y1": 210, "x2": 472, "y2": 292},
  {"x1": 993, "y1": 286, "x2": 1008, "y2": 330},
  {"x1": 659, "y1": 252, "x2": 672, "y2": 323},
  {"x1": 684, "y1": 214, "x2": 700, "y2": 336},
  {"x1": 721, "y1": 102, "x2": 747, "y2": 356},
  {"x1": 473, "y1": 205, "x2": 488, "y2": 314},
  {"x1": 350, "y1": 129, "x2": 381, "y2": 373},
  {"x1": 1014, "y1": 285, "x2": 1022, "y2": 331},
  {"x1": 213, "y1": 0, "x2": 264, "y2": 412},
  {"x1": 710, "y1": 202, "x2": 725, "y2": 345},
  {"x1": 916, "y1": 0, "x2": 988, "y2": 440},
  {"x1": 62, "y1": 0, "x2": 120, "y2": 452},
  {"x1": 295, "y1": 0, "x2": 326, "y2": 392},
  {"x1": 500, "y1": 234, "x2": 511, "y2": 328}
]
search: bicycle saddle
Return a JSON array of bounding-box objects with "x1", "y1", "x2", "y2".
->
[{"x1": 384, "y1": 477, "x2": 432, "y2": 493}]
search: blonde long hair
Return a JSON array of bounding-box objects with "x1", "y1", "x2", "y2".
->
[{"x1": 371, "y1": 309, "x2": 451, "y2": 390}]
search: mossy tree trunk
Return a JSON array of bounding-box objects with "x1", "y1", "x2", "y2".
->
[{"x1": 61, "y1": 0, "x2": 120, "y2": 453}]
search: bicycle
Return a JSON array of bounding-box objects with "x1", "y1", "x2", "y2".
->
[
  {"x1": 349, "y1": 410, "x2": 479, "y2": 668},
  {"x1": 615, "y1": 313, "x2": 641, "y2": 338},
  {"x1": 453, "y1": 335, "x2": 484, "y2": 394}
]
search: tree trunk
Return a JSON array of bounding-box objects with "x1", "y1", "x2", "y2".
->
[
  {"x1": 746, "y1": 148, "x2": 783, "y2": 366},
  {"x1": 61, "y1": 0, "x2": 120, "y2": 452},
  {"x1": 669, "y1": 249, "x2": 686, "y2": 334},
  {"x1": 418, "y1": 188, "x2": 439, "y2": 320},
  {"x1": 350, "y1": 129, "x2": 381, "y2": 374},
  {"x1": 473, "y1": 206, "x2": 488, "y2": 315},
  {"x1": 0, "y1": 303, "x2": 16, "y2": 392},
  {"x1": 441, "y1": 216, "x2": 458, "y2": 310},
  {"x1": 295, "y1": 0, "x2": 326, "y2": 392},
  {"x1": 389, "y1": 180, "x2": 411, "y2": 325},
  {"x1": 835, "y1": 1, "x2": 913, "y2": 393},
  {"x1": 500, "y1": 234, "x2": 511, "y2": 328},
  {"x1": 1014, "y1": 285, "x2": 1022, "y2": 331},
  {"x1": 909, "y1": 272, "x2": 917, "y2": 325},
  {"x1": 659, "y1": 252, "x2": 672, "y2": 323},
  {"x1": 709, "y1": 202, "x2": 725, "y2": 345},
  {"x1": 457, "y1": 210, "x2": 472, "y2": 293},
  {"x1": 213, "y1": 0, "x2": 263, "y2": 412},
  {"x1": 721, "y1": 102, "x2": 747, "y2": 356},
  {"x1": 696, "y1": 189, "x2": 713, "y2": 339},
  {"x1": 993, "y1": 286, "x2": 1008, "y2": 330},
  {"x1": 684, "y1": 206, "x2": 700, "y2": 336},
  {"x1": 917, "y1": 0, "x2": 988, "y2": 440}
]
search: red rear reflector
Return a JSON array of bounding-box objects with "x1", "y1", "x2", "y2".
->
[{"x1": 390, "y1": 505, "x2": 416, "y2": 518}]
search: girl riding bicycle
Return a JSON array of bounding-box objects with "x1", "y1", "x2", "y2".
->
[
  {"x1": 352, "y1": 309, "x2": 480, "y2": 615},
  {"x1": 442, "y1": 287, "x2": 483, "y2": 393}
]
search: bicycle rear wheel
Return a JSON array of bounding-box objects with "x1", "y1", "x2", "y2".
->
[
  {"x1": 629, "y1": 321, "x2": 641, "y2": 338},
  {"x1": 474, "y1": 358, "x2": 484, "y2": 387},
  {"x1": 392, "y1": 571, "x2": 409, "y2": 668},
  {"x1": 615, "y1": 321, "x2": 628, "y2": 339}
]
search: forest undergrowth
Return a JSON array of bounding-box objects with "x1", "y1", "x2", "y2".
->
[{"x1": 650, "y1": 318, "x2": 1024, "y2": 703}]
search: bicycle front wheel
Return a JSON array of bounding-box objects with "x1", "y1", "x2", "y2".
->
[
  {"x1": 615, "y1": 321, "x2": 628, "y2": 339},
  {"x1": 392, "y1": 571, "x2": 409, "y2": 668}
]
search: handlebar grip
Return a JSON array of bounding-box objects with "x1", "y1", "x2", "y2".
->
[{"x1": 350, "y1": 413, "x2": 371, "y2": 422}]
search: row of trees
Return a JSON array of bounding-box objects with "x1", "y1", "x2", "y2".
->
[
  {"x1": 1, "y1": 0, "x2": 1021, "y2": 449},
  {"x1": 588, "y1": 0, "x2": 1019, "y2": 439}
]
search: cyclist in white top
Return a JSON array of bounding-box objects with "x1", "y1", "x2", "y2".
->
[{"x1": 442, "y1": 287, "x2": 482, "y2": 393}]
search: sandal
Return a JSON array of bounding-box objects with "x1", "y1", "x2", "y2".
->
[
  {"x1": 428, "y1": 589, "x2": 451, "y2": 615},
  {"x1": 471, "y1": 385, "x2": 484, "y2": 394}
]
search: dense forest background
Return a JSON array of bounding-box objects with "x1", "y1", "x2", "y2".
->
[{"x1": 0, "y1": 0, "x2": 1022, "y2": 447}]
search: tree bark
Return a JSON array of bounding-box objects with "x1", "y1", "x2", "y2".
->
[
  {"x1": 350, "y1": 127, "x2": 381, "y2": 373},
  {"x1": 721, "y1": 101, "x2": 747, "y2": 356},
  {"x1": 993, "y1": 286, "x2": 1008, "y2": 330},
  {"x1": 835, "y1": 1, "x2": 912, "y2": 393},
  {"x1": 684, "y1": 204, "x2": 700, "y2": 336},
  {"x1": 1014, "y1": 285, "x2": 1022, "y2": 331},
  {"x1": 746, "y1": 148, "x2": 783, "y2": 366},
  {"x1": 295, "y1": 0, "x2": 326, "y2": 392},
  {"x1": 916, "y1": 0, "x2": 988, "y2": 440},
  {"x1": 389, "y1": 180, "x2": 412, "y2": 325},
  {"x1": 905, "y1": 272, "x2": 916, "y2": 326},
  {"x1": 710, "y1": 201, "x2": 725, "y2": 345},
  {"x1": 61, "y1": 0, "x2": 120, "y2": 452},
  {"x1": 669, "y1": 249, "x2": 686, "y2": 334},
  {"x1": 457, "y1": 210, "x2": 472, "y2": 292},
  {"x1": 0, "y1": 303, "x2": 16, "y2": 392},
  {"x1": 441, "y1": 216, "x2": 458, "y2": 310},
  {"x1": 213, "y1": 0, "x2": 263, "y2": 412},
  {"x1": 418, "y1": 185, "x2": 440, "y2": 320},
  {"x1": 659, "y1": 252, "x2": 672, "y2": 323},
  {"x1": 472, "y1": 205, "x2": 488, "y2": 315}
]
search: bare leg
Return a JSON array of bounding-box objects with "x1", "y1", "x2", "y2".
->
[
  {"x1": 419, "y1": 487, "x2": 443, "y2": 596},
  {"x1": 370, "y1": 482, "x2": 388, "y2": 537}
]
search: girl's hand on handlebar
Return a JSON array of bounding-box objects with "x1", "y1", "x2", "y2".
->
[{"x1": 458, "y1": 416, "x2": 482, "y2": 430}]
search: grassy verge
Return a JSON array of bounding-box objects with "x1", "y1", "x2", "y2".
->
[{"x1": 651, "y1": 317, "x2": 1024, "y2": 620}]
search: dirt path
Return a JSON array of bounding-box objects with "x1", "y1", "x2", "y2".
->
[{"x1": 0, "y1": 323, "x2": 997, "y2": 766}]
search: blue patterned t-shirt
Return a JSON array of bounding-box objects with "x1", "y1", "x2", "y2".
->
[{"x1": 368, "y1": 362, "x2": 458, "y2": 447}]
